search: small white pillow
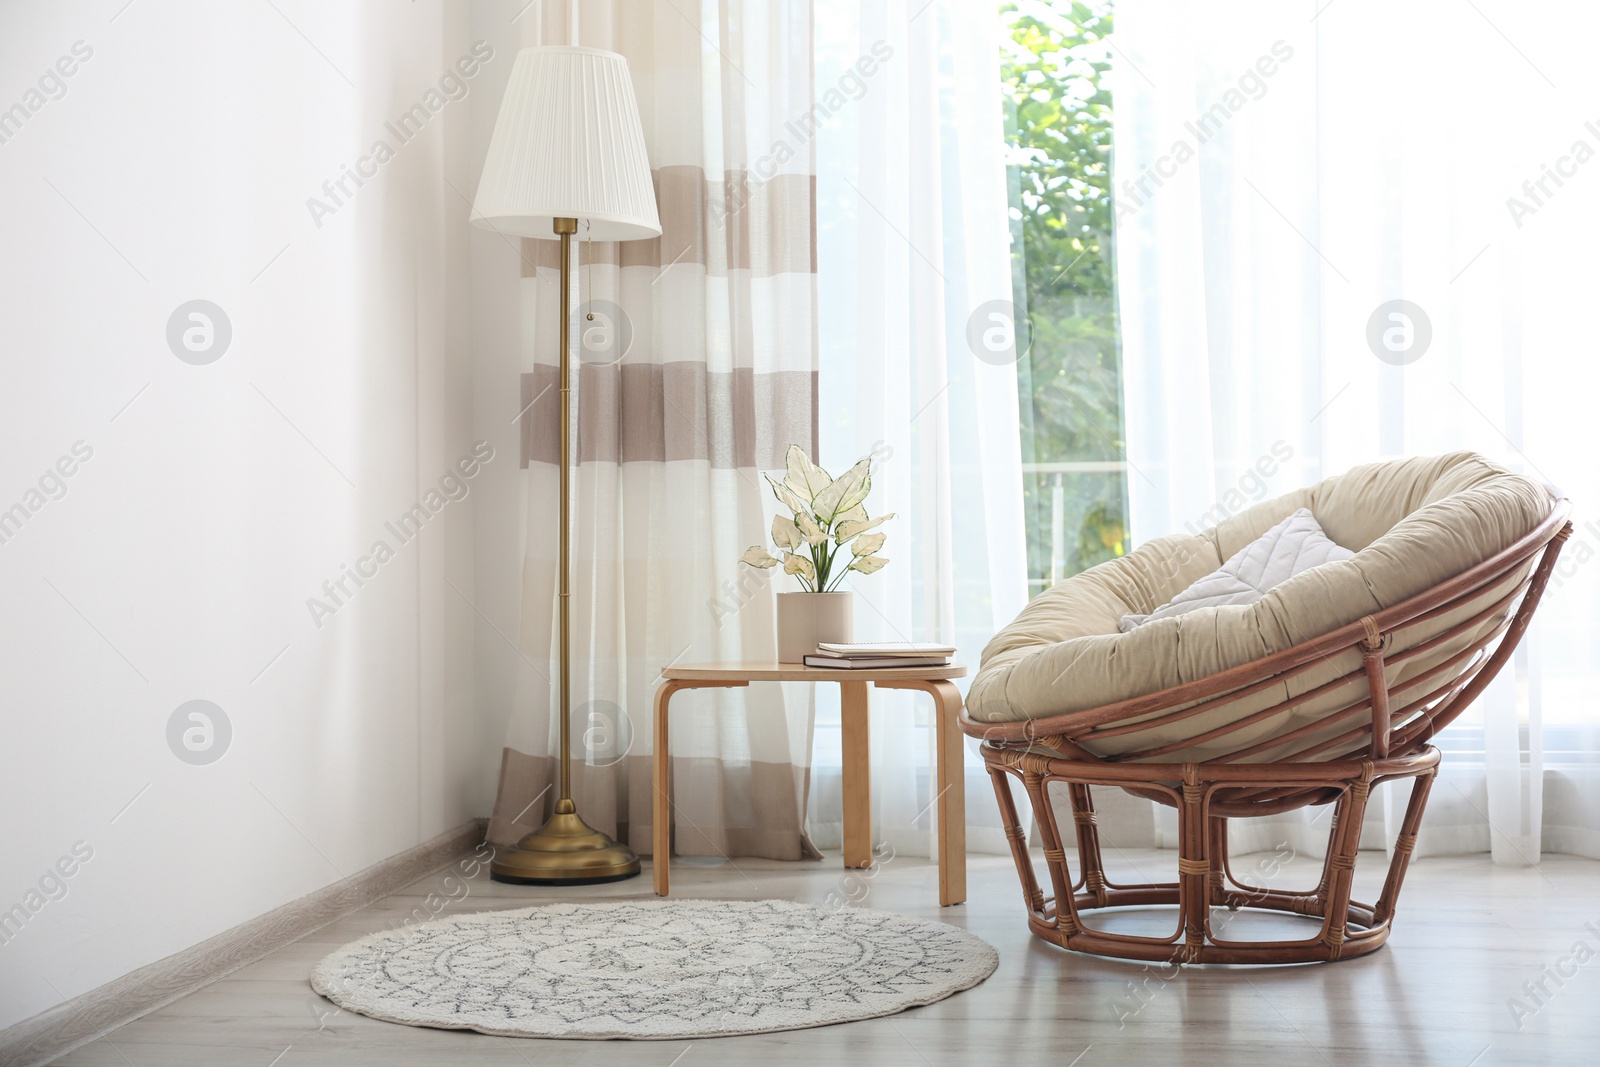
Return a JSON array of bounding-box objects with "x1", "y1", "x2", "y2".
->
[{"x1": 1119, "y1": 508, "x2": 1353, "y2": 632}]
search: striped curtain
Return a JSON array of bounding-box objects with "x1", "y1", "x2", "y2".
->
[{"x1": 488, "y1": 0, "x2": 820, "y2": 861}]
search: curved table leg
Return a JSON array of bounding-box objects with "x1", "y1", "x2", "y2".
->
[
  {"x1": 653, "y1": 680, "x2": 685, "y2": 897},
  {"x1": 877, "y1": 678, "x2": 967, "y2": 906},
  {"x1": 653, "y1": 678, "x2": 748, "y2": 897}
]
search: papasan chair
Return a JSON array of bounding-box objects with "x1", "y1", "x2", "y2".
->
[{"x1": 962, "y1": 452, "x2": 1570, "y2": 964}]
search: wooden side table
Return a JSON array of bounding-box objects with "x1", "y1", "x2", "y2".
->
[{"x1": 652, "y1": 661, "x2": 969, "y2": 906}]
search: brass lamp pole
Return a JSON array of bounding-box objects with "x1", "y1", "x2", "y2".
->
[
  {"x1": 470, "y1": 46, "x2": 659, "y2": 885},
  {"x1": 490, "y1": 216, "x2": 638, "y2": 884}
]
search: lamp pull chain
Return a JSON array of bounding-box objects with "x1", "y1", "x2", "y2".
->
[{"x1": 584, "y1": 220, "x2": 594, "y2": 320}]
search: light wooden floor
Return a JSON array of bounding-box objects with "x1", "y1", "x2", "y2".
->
[{"x1": 49, "y1": 847, "x2": 1600, "y2": 1066}]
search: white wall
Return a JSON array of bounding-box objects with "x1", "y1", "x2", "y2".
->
[{"x1": 0, "y1": 0, "x2": 514, "y2": 1029}]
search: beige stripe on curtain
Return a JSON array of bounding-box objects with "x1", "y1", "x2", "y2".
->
[
  {"x1": 518, "y1": 364, "x2": 817, "y2": 467},
  {"x1": 488, "y1": 0, "x2": 820, "y2": 861}
]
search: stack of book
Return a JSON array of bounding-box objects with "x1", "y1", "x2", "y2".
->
[{"x1": 802, "y1": 642, "x2": 956, "y2": 669}]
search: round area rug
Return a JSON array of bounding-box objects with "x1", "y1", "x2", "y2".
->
[{"x1": 310, "y1": 898, "x2": 997, "y2": 1040}]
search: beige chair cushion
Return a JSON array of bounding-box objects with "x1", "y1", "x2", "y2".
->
[{"x1": 967, "y1": 453, "x2": 1552, "y2": 763}]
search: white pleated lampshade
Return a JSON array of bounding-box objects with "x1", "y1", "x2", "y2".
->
[{"x1": 471, "y1": 46, "x2": 661, "y2": 242}]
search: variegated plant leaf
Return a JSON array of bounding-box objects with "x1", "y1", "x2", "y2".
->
[
  {"x1": 836, "y1": 511, "x2": 895, "y2": 542},
  {"x1": 771, "y1": 515, "x2": 802, "y2": 551},
  {"x1": 848, "y1": 555, "x2": 888, "y2": 574},
  {"x1": 783, "y1": 552, "x2": 816, "y2": 583},
  {"x1": 832, "y1": 461, "x2": 874, "y2": 518},
  {"x1": 764, "y1": 472, "x2": 812, "y2": 518},
  {"x1": 810, "y1": 458, "x2": 871, "y2": 523},
  {"x1": 849, "y1": 532, "x2": 887, "y2": 557},
  {"x1": 794, "y1": 511, "x2": 828, "y2": 546},
  {"x1": 834, "y1": 503, "x2": 868, "y2": 531},
  {"x1": 741, "y1": 546, "x2": 780, "y2": 568},
  {"x1": 783, "y1": 444, "x2": 833, "y2": 502}
]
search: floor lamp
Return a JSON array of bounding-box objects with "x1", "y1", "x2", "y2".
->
[{"x1": 471, "y1": 46, "x2": 661, "y2": 884}]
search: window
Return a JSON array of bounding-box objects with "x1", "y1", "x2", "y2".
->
[{"x1": 1001, "y1": 0, "x2": 1127, "y2": 595}]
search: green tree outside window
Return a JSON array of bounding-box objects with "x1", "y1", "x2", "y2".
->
[{"x1": 1002, "y1": 0, "x2": 1128, "y2": 592}]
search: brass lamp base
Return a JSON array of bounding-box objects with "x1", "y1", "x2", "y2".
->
[{"x1": 489, "y1": 799, "x2": 641, "y2": 885}]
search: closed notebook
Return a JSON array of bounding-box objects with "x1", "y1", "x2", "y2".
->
[
  {"x1": 803, "y1": 654, "x2": 950, "y2": 669},
  {"x1": 814, "y1": 641, "x2": 957, "y2": 658}
]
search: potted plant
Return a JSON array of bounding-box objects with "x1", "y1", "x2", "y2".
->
[{"x1": 741, "y1": 445, "x2": 893, "y2": 663}]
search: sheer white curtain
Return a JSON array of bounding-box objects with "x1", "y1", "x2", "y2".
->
[
  {"x1": 1116, "y1": 0, "x2": 1600, "y2": 862},
  {"x1": 810, "y1": 0, "x2": 1028, "y2": 856}
]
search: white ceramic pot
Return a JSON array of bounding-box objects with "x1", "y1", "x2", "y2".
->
[{"x1": 776, "y1": 591, "x2": 854, "y2": 663}]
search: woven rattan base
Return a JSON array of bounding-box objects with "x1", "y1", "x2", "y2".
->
[{"x1": 981, "y1": 747, "x2": 1440, "y2": 965}]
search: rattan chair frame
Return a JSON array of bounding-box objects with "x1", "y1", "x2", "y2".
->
[{"x1": 963, "y1": 499, "x2": 1572, "y2": 964}]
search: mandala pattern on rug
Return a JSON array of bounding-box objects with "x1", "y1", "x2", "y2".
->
[{"x1": 310, "y1": 898, "x2": 998, "y2": 1040}]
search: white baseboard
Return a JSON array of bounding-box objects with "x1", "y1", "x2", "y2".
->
[{"x1": 0, "y1": 818, "x2": 485, "y2": 1067}]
